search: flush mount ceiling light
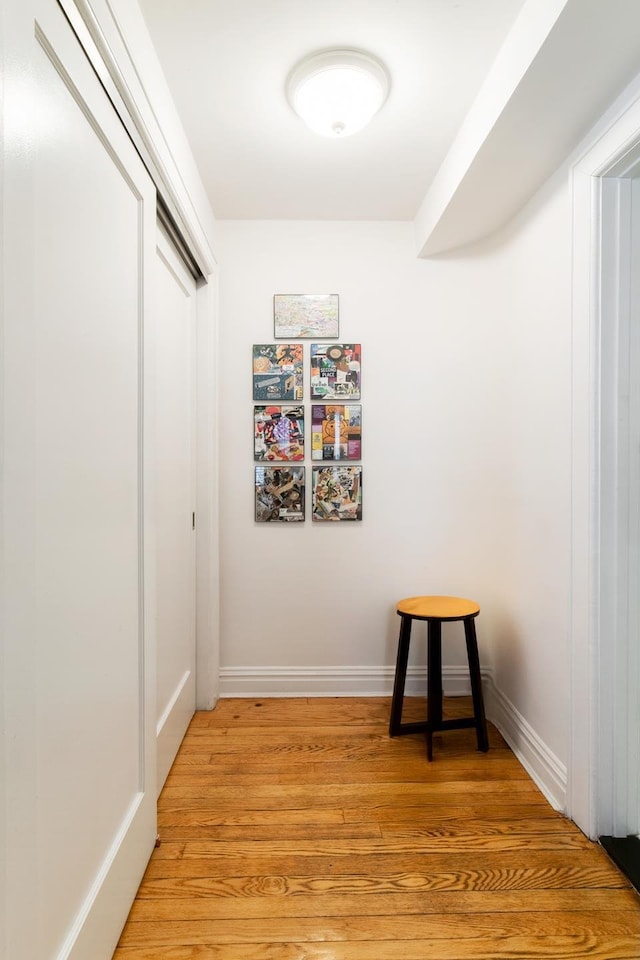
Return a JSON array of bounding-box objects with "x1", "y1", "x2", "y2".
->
[{"x1": 286, "y1": 48, "x2": 390, "y2": 138}]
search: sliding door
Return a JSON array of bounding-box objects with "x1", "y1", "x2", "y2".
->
[{"x1": 2, "y1": 1, "x2": 157, "y2": 957}]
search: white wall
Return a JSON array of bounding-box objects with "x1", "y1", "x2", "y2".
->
[{"x1": 217, "y1": 193, "x2": 571, "y2": 775}]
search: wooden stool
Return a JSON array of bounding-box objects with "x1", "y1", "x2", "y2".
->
[{"x1": 389, "y1": 595, "x2": 489, "y2": 760}]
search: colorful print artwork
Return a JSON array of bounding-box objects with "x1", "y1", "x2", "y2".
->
[
  {"x1": 254, "y1": 405, "x2": 304, "y2": 461},
  {"x1": 255, "y1": 466, "x2": 305, "y2": 522},
  {"x1": 274, "y1": 294, "x2": 339, "y2": 339},
  {"x1": 311, "y1": 405, "x2": 361, "y2": 461},
  {"x1": 253, "y1": 343, "x2": 303, "y2": 401},
  {"x1": 312, "y1": 465, "x2": 362, "y2": 521},
  {"x1": 310, "y1": 343, "x2": 361, "y2": 399}
]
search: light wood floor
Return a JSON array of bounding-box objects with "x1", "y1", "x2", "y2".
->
[{"x1": 113, "y1": 697, "x2": 640, "y2": 959}]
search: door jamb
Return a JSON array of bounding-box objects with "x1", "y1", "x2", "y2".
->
[{"x1": 570, "y1": 82, "x2": 640, "y2": 839}]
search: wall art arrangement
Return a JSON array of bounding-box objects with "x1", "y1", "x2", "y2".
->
[
  {"x1": 254, "y1": 295, "x2": 362, "y2": 522},
  {"x1": 274, "y1": 293, "x2": 339, "y2": 339},
  {"x1": 255, "y1": 466, "x2": 305, "y2": 522}
]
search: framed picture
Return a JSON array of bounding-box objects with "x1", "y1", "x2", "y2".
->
[
  {"x1": 255, "y1": 466, "x2": 305, "y2": 522},
  {"x1": 255, "y1": 405, "x2": 304, "y2": 461},
  {"x1": 274, "y1": 294, "x2": 339, "y2": 339},
  {"x1": 312, "y1": 465, "x2": 362, "y2": 521},
  {"x1": 253, "y1": 343, "x2": 303, "y2": 400},
  {"x1": 311, "y1": 404, "x2": 361, "y2": 461},
  {"x1": 310, "y1": 343, "x2": 361, "y2": 399}
]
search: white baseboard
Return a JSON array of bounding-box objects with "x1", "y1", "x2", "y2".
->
[
  {"x1": 482, "y1": 671, "x2": 567, "y2": 812},
  {"x1": 156, "y1": 669, "x2": 195, "y2": 795},
  {"x1": 219, "y1": 664, "x2": 567, "y2": 812},
  {"x1": 219, "y1": 665, "x2": 473, "y2": 698}
]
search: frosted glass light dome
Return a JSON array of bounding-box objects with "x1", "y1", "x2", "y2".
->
[{"x1": 287, "y1": 49, "x2": 390, "y2": 138}]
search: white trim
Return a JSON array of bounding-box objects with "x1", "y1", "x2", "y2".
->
[
  {"x1": 156, "y1": 669, "x2": 194, "y2": 795},
  {"x1": 570, "y1": 77, "x2": 640, "y2": 840},
  {"x1": 219, "y1": 665, "x2": 474, "y2": 698},
  {"x1": 195, "y1": 276, "x2": 220, "y2": 710},
  {"x1": 56, "y1": 793, "x2": 149, "y2": 960},
  {"x1": 483, "y1": 675, "x2": 567, "y2": 812},
  {"x1": 57, "y1": 0, "x2": 216, "y2": 276}
]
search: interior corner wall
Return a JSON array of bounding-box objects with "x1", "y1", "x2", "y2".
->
[{"x1": 217, "y1": 201, "x2": 571, "y2": 774}]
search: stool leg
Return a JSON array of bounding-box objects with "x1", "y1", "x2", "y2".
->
[
  {"x1": 426, "y1": 619, "x2": 442, "y2": 761},
  {"x1": 389, "y1": 615, "x2": 411, "y2": 737},
  {"x1": 464, "y1": 617, "x2": 489, "y2": 753}
]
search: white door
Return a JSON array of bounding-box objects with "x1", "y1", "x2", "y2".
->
[
  {"x1": 2, "y1": 2, "x2": 157, "y2": 958},
  {"x1": 155, "y1": 226, "x2": 197, "y2": 793}
]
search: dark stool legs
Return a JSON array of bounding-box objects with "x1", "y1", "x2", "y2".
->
[
  {"x1": 389, "y1": 614, "x2": 411, "y2": 737},
  {"x1": 426, "y1": 619, "x2": 442, "y2": 761},
  {"x1": 464, "y1": 616, "x2": 489, "y2": 753}
]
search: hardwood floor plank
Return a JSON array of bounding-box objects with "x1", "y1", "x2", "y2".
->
[
  {"x1": 141, "y1": 852, "x2": 627, "y2": 887},
  {"x1": 128, "y1": 888, "x2": 640, "y2": 920},
  {"x1": 151, "y1": 831, "x2": 590, "y2": 861},
  {"x1": 165, "y1": 759, "x2": 528, "y2": 785},
  {"x1": 155, "y1": 816, "x2": 572, "y2": 843},
  {"x1": 157, "y1": 803, "x2": 556, "y2": 828},
  {"x1": 113, "y1": 935, "x2": 640, "y2": 959},
  {"x1": 117, "y1": 910, "x2": 640, "y2": 946},
  {"x1": 157, "y1": 780, "x2": 546, "y2": 806},
  {"x1": 342, "y1": 803, "x2": 556, "y2": 824},
  {"x1": 156, "y1": 823, "x2": 382, "y2": 842}
]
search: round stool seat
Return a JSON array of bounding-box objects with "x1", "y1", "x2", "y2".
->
[{"x1": 397, "y1": 595, "x2": 480, "y2": 621}]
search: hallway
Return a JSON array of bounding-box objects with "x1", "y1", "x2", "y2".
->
[{"x1": 113, "y1": 697, "x2": 640, "y2": 959}]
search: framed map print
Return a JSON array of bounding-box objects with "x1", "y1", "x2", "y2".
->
[
  {"x1": 311, "y1": 404, "x2": 361, "y2": 461},
  {"x1": 254, "y1": 405, "x2": 304, "y2": 461},
  {"x1": 253, "y1": 343, "x2": 303, "y2": 400},
  {"x1": 310, "y1": 343, "x2": 361, "y2": 399},
  {"x1": 255, "y1": 466, "x2": 305, "y2": 522},
  {"x1": 274, "y1": 294, "x2": 339, "y2": 339},
  {"x1": 312, "y1": 465, "x2": 362, "y2": 521}
]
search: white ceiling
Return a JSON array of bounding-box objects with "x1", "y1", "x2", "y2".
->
[{"x1": 138, "y1": 0, "x2": 526, "y2": 221}]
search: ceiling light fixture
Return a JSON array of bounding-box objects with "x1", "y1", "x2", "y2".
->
[{"x1": 286, "y1": 48, "x2": 390, "y2": 138}]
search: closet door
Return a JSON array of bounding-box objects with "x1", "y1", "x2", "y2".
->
[
  {"x1": 155, "y1": 226, "x2": 197, "y2": 793},
  {"x1": 2, "y1": 2, "x2": 157, "y2": 958}
]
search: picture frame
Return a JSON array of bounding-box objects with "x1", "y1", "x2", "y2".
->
[
  {"x1": 274, "y1": 294, "x2": 339, "y2": 339},
  {"x1": 255, "y1": 466, "x2": 305, "y2": 522},
  {"x1": 253, "y1": 343, "x2": 303, "y2": 400},
  {"x1": 312, "y1": 465, "x2": 362, "y2": 521},
  {"x1": 310, "y1": 343, "x2": 361, "y2": 399},
  {"x1": 254, "y1": 405, "x2": 304, "y2": 461},
  {"x1": 311, "y1": 404, "x2": 361, "y2": 461}
]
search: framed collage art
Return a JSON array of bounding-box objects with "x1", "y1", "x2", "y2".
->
[
  {"x1": 254, "y1": 405, "x2": 304, "y2": 461},
  {"x1": 312, "y1": 465, "x2": 362, "y2": 521},
  {"x1": 255, "y1": 466, "x2": 305, "y2": 522},
  {"x1": 311, "y1": 404, "x2": 361, "y2": 461},
  {"x1": 253, "y1": 343, "x2": 303, "y2": 400},
  {"x1": 310, "y1": 343, "x2": 361, "y2": 399}
]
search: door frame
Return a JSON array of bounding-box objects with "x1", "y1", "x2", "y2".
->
[{"x1": 570, "y1": 76, "x2": 640, "y2": 839}]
